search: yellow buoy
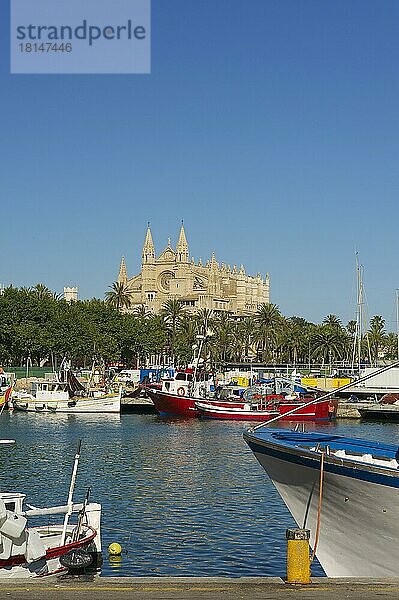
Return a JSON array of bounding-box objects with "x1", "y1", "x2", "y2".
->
[
  {"x1": 108, "y1": 542, "x2": 122, "y2": 556},
  {"x1": 109, "y1": 555, "x2": 123, "y2": 566}
]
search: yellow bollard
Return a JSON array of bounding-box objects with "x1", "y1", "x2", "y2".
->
[{"x1": 286, "y1": 528, "x2": 311, "y2": 584}]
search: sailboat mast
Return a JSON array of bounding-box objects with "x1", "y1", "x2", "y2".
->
[
  {"x1": 396, "y1": 289, "x2": 399, "y2": 360},
  {"x1": 358, "y1": 264, "x2": 363, "y2": 374},
  {"x1": 351, "y1": 253, "x2": 361, "y2": 375}
]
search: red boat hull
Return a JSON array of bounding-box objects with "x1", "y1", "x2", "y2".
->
[
  {"x1": 148, "y1": 389, "x2": 334, "y2": 421},
  {"x1": 196, "y1": 399, "x2": 332, "y2": 421},
  {"x1": 147, "y1": 389, "x2": 200, "y2": 416},
  {"x1": 0, "y1": 526, "x2": 97, "y2": 570}
]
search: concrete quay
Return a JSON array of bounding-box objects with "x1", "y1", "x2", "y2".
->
[
  {"x1": 1, "y1": 577, "x2": 399, "y2": 600},
  {"x1": 336, "y1": 401, "x2": 370, "y2": 419}
]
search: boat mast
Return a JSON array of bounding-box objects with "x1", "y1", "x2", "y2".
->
[
  {"x1": 61, "y1": 440, "x2": 82, "y2": 546},
  {"x1": 351, "y1": 254, "x2": 372, "y2": 373},
  {"x1": 396, "y1": 289, "x2": 399, "y2": 360},
  {"x1": 25, "y1": 354, "x2": 31, "y2": 386},
  {"x1": 192, "y1": 335, "x2": 206, "y2": 384},
  {"x1": 351, "y1": 253, "x2": 361, "y2": 375}
]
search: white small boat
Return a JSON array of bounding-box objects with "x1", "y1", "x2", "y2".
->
[
  {"x1": 0, "y1": 370, "x2": 13, "y2": 411},
  {"x1": 0, "y1": 440, "x2": 102, "y2": 578},
  {"x1": 12, "y1": 370, "x2": 121, "y2": 414},
  {"x1": 0, "y1": 493, "x2": 101, "y2": 578}
]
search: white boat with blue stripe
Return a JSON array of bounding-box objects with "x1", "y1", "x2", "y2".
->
[
  {"x1": 244, "y1": 426, "x2": 399, "y2": 577},
  {"x1": 243, "y1": 362, "x2": 399, "y2": 577}
]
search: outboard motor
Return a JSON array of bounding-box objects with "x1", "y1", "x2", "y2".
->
[{"x1": 0, "y1": 497, "x2": 27, "y2": 560}]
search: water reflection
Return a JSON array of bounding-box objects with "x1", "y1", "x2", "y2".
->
[{"x1": 1, "y1": 412, "x2": 395, "y2": 577}]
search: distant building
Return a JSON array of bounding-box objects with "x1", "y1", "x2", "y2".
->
[
  {"x1": 64, "y1": 286, "x2": 78, "y2": 302},
  {"x1": 116, "y1": 224, "x2": 269, "y2": 316}
]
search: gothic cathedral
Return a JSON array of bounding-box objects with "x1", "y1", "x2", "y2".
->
[{"x1": 116, "y1": 224, "x2": 270, "y2": 316}]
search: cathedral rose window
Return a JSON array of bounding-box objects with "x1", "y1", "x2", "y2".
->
[{"x1": 158, "y1": 271, "x2": 175, "y2": 292}]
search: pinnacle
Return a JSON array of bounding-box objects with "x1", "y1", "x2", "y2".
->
[
  {"x1": 118, "y1": 256, "x2": 128, "y2": 283},
  {"x1": 176, "y1": 222, "x2": 188, "y2": 250}
]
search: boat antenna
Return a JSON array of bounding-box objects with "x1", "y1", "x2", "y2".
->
[
  {"x1": 250, "y1": 359, "x2": 399, "y2": 431},
  {"x1": 192, "y1": 334, "x2": 206, "y2": 387},
  {"x1": 61, "y1": 439, "x2": 82, "y2": 546}
]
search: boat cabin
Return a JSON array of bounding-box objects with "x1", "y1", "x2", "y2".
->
[
  {"x1": 0, "y1": 493, "x2": 25, "y2": 514},
  {"x1": 160, "y1": 370, "x2": 215, "y2": 396},
  {"x1": 31, "y1": 380, "x2": 71, "y2": 401}
]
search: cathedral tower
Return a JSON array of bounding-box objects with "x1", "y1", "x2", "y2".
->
[
  {"x1": 176, "y1": 222, "x2": 189, "y2": 263},
  {"x1": 142, "y1": 223, "x2": 155, "y2": 264}
]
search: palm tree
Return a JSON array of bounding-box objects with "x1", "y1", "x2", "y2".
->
[
  {"x1": 383, "y1": 332, "x2": 398, "y2": 361},
  {"x1": 161, "y1": 299, "x2": 186, "y2": 364},
  {"x1": 105, "y1": 281, "x2": 132, "y2": 311},
  {"x1": 323, "y1": 314, "x2": 342, "y2": 328},
  {"x1": 279, "y1": 320, "x2": 303, "y2": 365},
  {"x1": 311, "y1": 326, "x2": 346, "y2": 369},
  {"x1": 20, "y1": 286, "x2": 33, "y2": 296},
  {"x1": 195, "y1": 308, "x2": 214, "y2": 337},
  {"x1": 346, "y1": 320, "x2": 357, "y2": 336},
  {"x1": 133, "y1": 304, "x2": 150, "y2": 319},
  {"x1": 176, "y1": 315, "x2": 198, "y2": 364},
  {"x1": 32, "y1": 283, "x2": 53, "y2": 300},
  {"x1": 237, "y1": 316, "x2": 256, "y2": 361},
  {"x1": 368, "y1": 315, "x2": 386, "y2": 365},
  {"x1": 254, "y1": 303, "x2": 282, "y2": 362},
  {"x1": 212, "y1": 312, "x2": 234, "y2": 363}
]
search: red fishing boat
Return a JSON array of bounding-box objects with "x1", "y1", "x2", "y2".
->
[
  {"x1": 147, "y1": 373, "x2": 336, "y2": 421},
  {"x1": 195, "y1": 396, "x2": 334, "y2": 421},
  {"x1": 146, "y1": 368, "x2": 217, "y2": 417}
]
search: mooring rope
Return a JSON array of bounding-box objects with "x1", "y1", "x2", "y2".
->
[{"x1": 310, "y1": 451, "x2": 325, "y2": 563}]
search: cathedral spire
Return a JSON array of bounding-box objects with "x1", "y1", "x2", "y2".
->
[
  {"x1": 176, "y1": 221, "x2": 189, "y2": 263},
  {"x1": 142, "y1": 223, "x2": 155, "y2": 263},
  {"x1": 117, "y1": 256, "x2": 128, "y2": 284}
]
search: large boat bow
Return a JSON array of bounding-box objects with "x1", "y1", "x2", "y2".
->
[{"x1": 244, "y1": 427, "x2": 399, "y2": 577}]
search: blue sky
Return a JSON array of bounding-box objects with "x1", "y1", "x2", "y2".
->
[{"x1": 1, "y1": 1, "x2": 398, "y2": 328}]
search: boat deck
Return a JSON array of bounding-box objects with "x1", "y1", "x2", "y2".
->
[
  {"x1": 1, "y1": 577, "x2": 399, "y2": 599},
  {"x1": 248, "y1": 428, "x2": 399, "y2": 457}
]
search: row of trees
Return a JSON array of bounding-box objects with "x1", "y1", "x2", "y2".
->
[{"x1": 1, "y1": 282, "x2": 393, "y2": 371}]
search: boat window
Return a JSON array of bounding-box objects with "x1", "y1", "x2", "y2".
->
[
  {"x1": 5, "y1": 502, "x2": 15, "y2": 512},
  {"x1": 175, "y1": 373, "x2": 186, "y2": 381},
  {"x1": 187, "y1": 374, "x2": 193, "y2": 381}
]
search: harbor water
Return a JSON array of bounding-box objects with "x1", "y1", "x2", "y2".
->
[{"x1": 1, "y1": 413, "x2": 399, "y2": 578}]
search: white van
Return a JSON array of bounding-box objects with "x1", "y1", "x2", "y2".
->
[{"x1": 117, "y1": 370, "x2": 141, "y2": 384}]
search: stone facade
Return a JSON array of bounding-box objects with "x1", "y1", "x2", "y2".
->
[{"x1": 117, "y1": 224, "x2": 270, "y2": 316}]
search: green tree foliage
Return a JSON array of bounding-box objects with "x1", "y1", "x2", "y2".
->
[
  {"x1": 160, "y1": 298, "x2": 186, "y2": 364},
  {"x1": 368, "y1": 315, "x2": 386, "y2": 365},
  {"x1": 0, "y1": 286, "x2": 163, "y2": 367},
  {"x1": 254, "y1": 303, "x2": 282, "y2": 362},
  {"x1": 1, "y1": 285, "x2": 397, "y2": 369},
  {"x1": 105, "y1": 281, "x2": 132, "y2": 310}
]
